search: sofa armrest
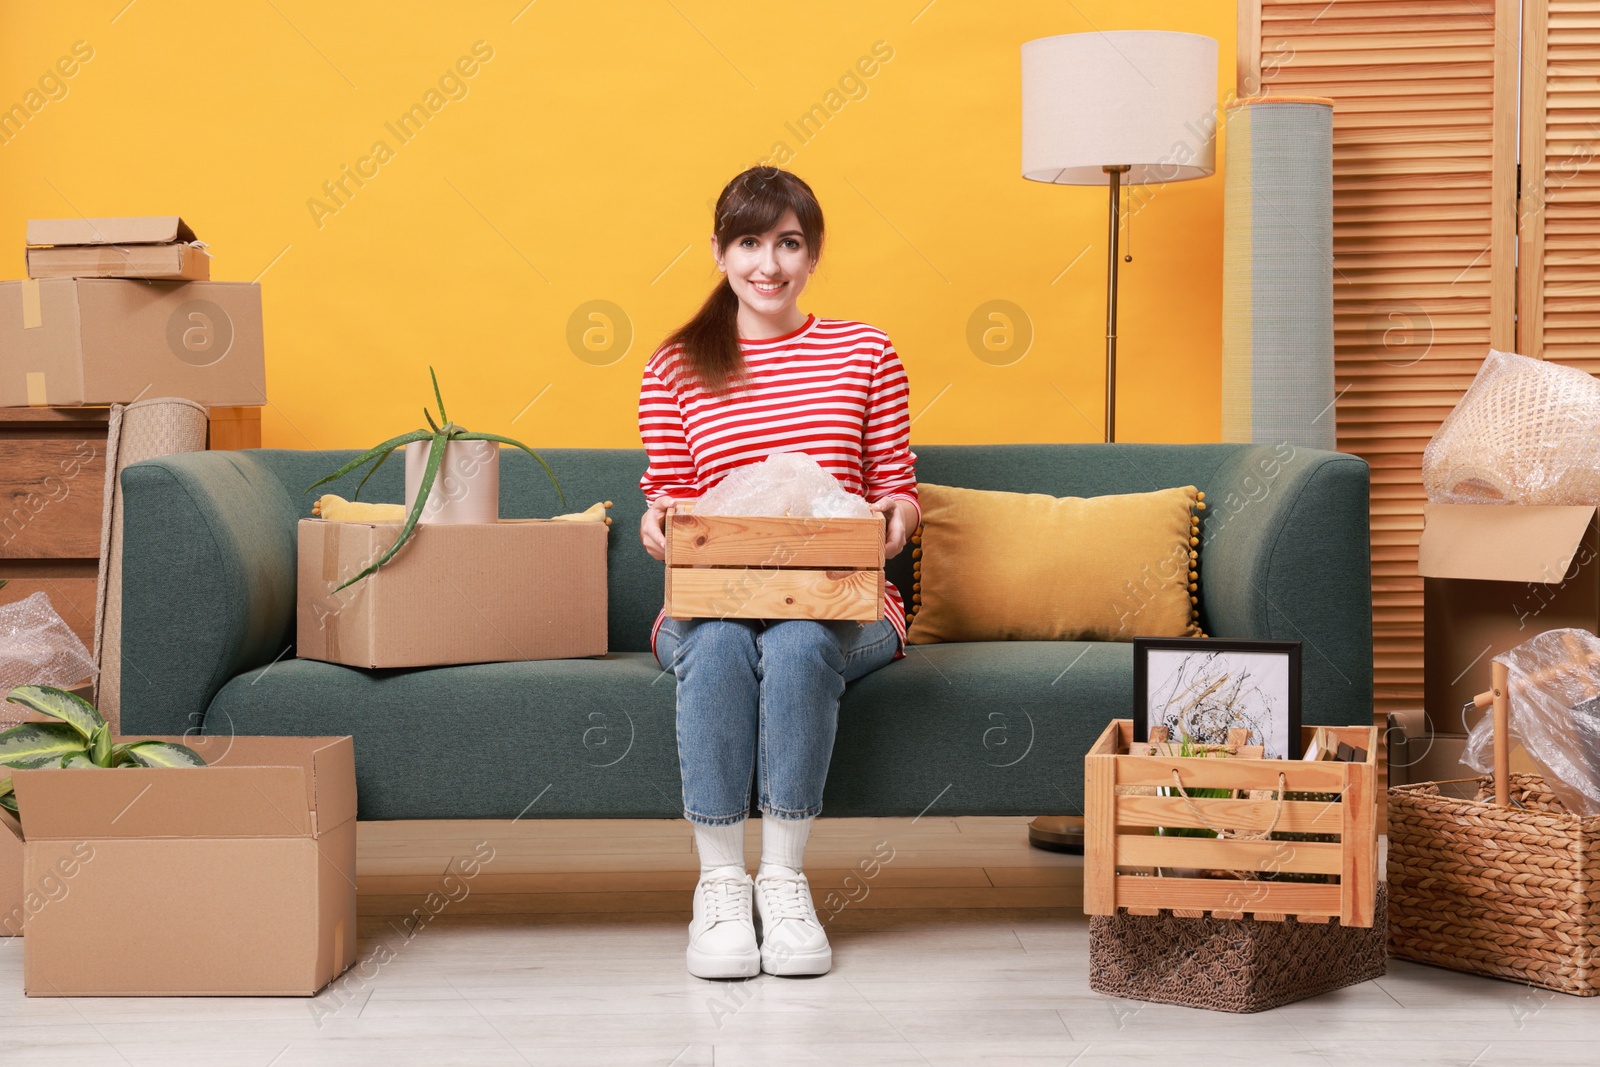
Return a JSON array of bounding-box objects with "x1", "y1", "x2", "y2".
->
[
  {"x1": 1200, "y1": 445, "x2": 1374, "y2": 727},
  {"x1": 119, "y1": 452, "x2": 299, "y2": 736}
]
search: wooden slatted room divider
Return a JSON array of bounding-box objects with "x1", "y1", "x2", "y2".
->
[
  {"x1": 1519, "y1": 0, "x2": 1600, "y2": 370},
  {"x1": 1238, "y1": 0, "x2": 1521, "y2": 715}
]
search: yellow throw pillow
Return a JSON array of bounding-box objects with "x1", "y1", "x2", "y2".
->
[{"x1": 905, "y1": 483, "x2": 1204, "y2": 644}]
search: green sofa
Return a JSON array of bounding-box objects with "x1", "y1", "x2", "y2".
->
[{"x1": 118, "y1": 444, "x2": 1372, "y2": 822}]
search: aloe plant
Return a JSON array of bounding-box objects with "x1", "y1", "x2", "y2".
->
[
  {"x1": 305, "y1": 367, "x2": 565, "y2": 592},
  {"x1": 0, "y1": 685, "x2": 206, "y2": 815}
]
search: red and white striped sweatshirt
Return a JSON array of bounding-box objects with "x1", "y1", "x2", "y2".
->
[{"x1": 638, "y1": 314, "x2": 920, "y2": 660}]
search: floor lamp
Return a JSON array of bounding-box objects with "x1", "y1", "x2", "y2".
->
[
  {"x1": 1019, "y1": 31, "x2": 1217, "y2": 853},
  {"x1": 1021, "y1": 30, "x2": 1218, "y2": 443}
]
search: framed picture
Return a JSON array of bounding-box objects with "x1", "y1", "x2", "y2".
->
[{"x1": 1132, "y1": 638, "x2": 1302, "y2": 760}]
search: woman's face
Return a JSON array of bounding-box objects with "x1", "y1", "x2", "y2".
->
[{"x1": 713, "y1": 209, "x2": 815, "y2": 322}]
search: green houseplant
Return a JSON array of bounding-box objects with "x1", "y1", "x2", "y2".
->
[
  {"x1": 305, "y1": 367, "x2": 566, "y2": 592},
  {"x1": 0, "y1": 685, "x2": 206, "y2": 814}
]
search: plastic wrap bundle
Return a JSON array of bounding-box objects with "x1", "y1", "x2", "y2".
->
[
  {"x1": 694, "y1": 452, "x2": 872, "y2": 518},
  {"x1": 1464, "y1": 628, "x2": 1600, "y2": 816},
  {"x1": 1423, "y1": 349, "x2": 1600, "y2": 505},
  {"x1": 0, "y1": 592, "x2": 97, "y2": 725}
]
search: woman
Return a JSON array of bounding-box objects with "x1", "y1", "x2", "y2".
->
[{"x1": 638, "y1": 167, "x2": 920, "y2": 979}]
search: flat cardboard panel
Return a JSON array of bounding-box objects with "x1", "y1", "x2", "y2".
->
[
  {"x1": 26, "y1": 216, "x2": 195, "y2": 246},
  {"x1": 0, "y1": 279, "x2": 265, "y2": 407},
  {"x1": 23, "y1": 837, "x2": 324, "y2": 996},
  {"x1": 297, "y1": 519, "x2": 608, "y2": 668},
  {"x1": 27, "y1": 243, "x2": 210, "y2": 281},
  {"x1": 1418, "y1": 502, "x2": 1596, "y2": 582}
]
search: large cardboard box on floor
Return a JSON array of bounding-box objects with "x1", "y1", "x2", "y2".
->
[
  {"x1": 26, "y1": 216, "x2": 211, "y2": 281},
  {"x1": 1, "y1": 734, "x2": 357, "y2": 996},
  {"x1": 297, "y1": 518, "x2": 608, "y2": 668},
  {"x1": 1419, "y1": 502, "x2": 1599, "y2": 733},
  {"x1": 0, "y1": 277, "x2": 264, "y2": 406}
]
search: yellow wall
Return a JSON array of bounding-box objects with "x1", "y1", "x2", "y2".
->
[{"x1": 1, "y1": 1, "x2": 1234, "y2": 452}]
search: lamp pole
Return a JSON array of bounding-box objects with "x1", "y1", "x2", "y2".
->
[{"x1": 1103, "y1": 164, "x2": 1129, "y2": 444}]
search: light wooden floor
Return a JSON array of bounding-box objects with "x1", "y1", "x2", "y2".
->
[{"x1": 2, "y1": 816, "x2": 1594, "y2": 1066}]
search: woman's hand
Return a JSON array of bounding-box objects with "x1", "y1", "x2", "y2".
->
[
  {"x1": 870, "y1": 497, "x2": 919, "y2": 560},
  {"x1": 640, "y1": 496, "x2": 683, "y2": 561}
]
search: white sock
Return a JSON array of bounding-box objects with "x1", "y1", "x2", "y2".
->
[
  {"x1": 693, "y1": 820, "x2": 747, "y2": 874},
  {"x1": 760, "y1": 816, "x2": 814, "y2": 873}
]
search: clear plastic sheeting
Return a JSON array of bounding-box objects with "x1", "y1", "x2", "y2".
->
[
  {"x1": 1465, "y1": 628, "x2": 1600, "y2": 816},
  {"x1": 0, "y1": 591, "x2": 97, "y2": 707},
  {"x1": 1423, "y1": 348, "x2": 1600, "y2": 506},
  {"x1": 694, "y1": 452, "x2": 873, "y2": 518}
]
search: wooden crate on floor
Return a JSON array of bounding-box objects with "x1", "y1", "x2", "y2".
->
[
  {"x1": 1084, "y1": 718, "x2": 1379, "y2": 928},
  {"x1": 664, "y1": 502, "x2": 885, "y2": 622}
]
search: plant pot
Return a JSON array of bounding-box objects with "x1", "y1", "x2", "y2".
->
[{"x1": 404, "y1": 439, "x2": 499, "y2": 524}]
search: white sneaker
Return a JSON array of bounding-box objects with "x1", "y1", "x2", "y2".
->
[
  {"x1": 687, "y1": 865, "x2": 760, "y2": 979},
  {"x1": 754, "y1": 865, "x2": 831, "y2": 975}
]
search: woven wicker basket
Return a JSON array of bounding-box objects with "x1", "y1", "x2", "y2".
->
[
  {"x1": 1388, "y1": 652, "x2": 1600, "y2": 995},
  {"x1": 1388, "y1": 773, "x2": 1600, "y2": 995},
  {"x1": 1089, "y1": 883, "x2": 1388, "y2": 1012}
]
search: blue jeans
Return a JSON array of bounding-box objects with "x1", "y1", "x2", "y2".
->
[{"x1": 654, "y1": 617, "x2": 900, "y2": 825}]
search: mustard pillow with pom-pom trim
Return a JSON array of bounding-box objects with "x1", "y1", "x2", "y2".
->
[{"x1": 904, "y1": 483, "x2": 1205, "y2": 644}]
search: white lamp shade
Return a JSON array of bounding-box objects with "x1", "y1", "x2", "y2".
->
[{"x1": 1021, "y1": 31, "x2": 1218, "y2": 185}]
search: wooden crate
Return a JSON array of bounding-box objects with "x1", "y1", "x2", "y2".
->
[
  {"x1": 1085, "y1": 719, "x2": 1379, "y2": 928},
  {"x1": 663, "y1": 502, "x2": 885, "y2": 622}
]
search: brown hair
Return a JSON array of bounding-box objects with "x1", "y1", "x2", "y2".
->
[{"x1": 665, "y1": 167, "x2": 825, "y2": 395}]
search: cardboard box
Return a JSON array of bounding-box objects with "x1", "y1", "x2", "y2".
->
[
  {"x1": 2, "y1": 734, "x2": 356, "y2": 996},
  {"x1": 26, "y1": 217, "x2": 210, "y2": 281},
  {"x1": 0, "y1": 278, "x2": 265, "y2": 407},
  {"x1": 297, "y1": 518, "x2": 608, "y2": 668},
  {"x1": 664, "y1": 502, "x2": 886, "y2": 622},
  {"x1": 1419, "y1": 503, "x2": 1598, "y2": 732}
]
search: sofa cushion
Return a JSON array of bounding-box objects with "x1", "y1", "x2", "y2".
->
[
  {"x1": 205, "y1": 642, "x2": 1129, "y2": 820},
  {"x1": 906, "y1": 483, "x2": 1203, "y2": 644}
]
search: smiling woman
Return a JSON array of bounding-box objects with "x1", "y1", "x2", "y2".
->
[{"x1": 635, "y1": 166, "x2": 921, "y2": 981}]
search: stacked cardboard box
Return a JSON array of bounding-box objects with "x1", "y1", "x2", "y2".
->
[
  {"x1": 26, "y1": 216, "x2": 210, "y2": 280},
  {"x1": 3, "y1": 217, "x2": 265, "y2": 407}
]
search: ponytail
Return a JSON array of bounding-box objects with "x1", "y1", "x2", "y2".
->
[{"x1": 668, "y1": 274, "x2": 743, "y2": 396}]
